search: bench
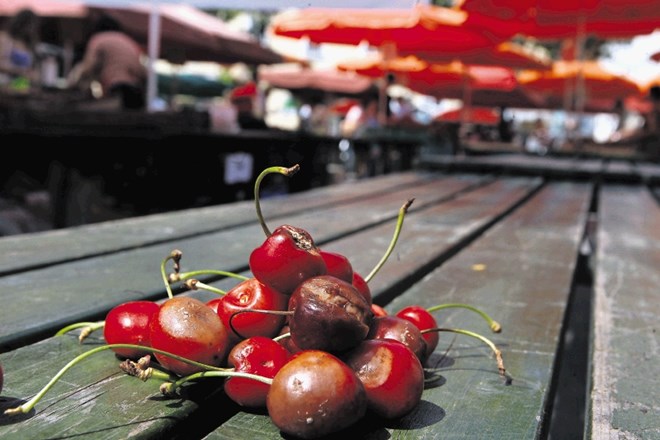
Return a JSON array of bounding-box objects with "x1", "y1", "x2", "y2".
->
[{"x1": 0, "y1": 158, "x2": 657, "y2": 439}]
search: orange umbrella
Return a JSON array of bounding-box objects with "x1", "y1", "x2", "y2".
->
[
  {"x1": 455, "y1": 0, "x2": 660, "y2": 39},
  {"x1": 338, "y1": 55, "x2": 544, "y2": 108},
  {"x1": 518, "y1": 60, "x2": 642, "y2": 112},
  {"x1": 269, "y1": 5, "x2": 516, "y2": 59}
]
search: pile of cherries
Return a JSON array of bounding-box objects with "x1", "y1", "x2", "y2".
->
[{"x1": 4, "y1": 165, "x2": 510, "y2": 439}]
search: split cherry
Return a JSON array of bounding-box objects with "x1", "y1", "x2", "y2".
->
[{"x1": 342, "y1": 338, "x2": 424, "y2": 419}]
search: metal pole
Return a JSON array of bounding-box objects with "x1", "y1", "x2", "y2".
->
[{"x1": 146, "y1": 0, "x2": 161, "y2": 112}]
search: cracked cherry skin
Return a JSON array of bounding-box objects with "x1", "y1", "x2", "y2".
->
[
  {"x1": 224, "y1": 336, "x2": 290, "y2": 408},
  {"x1": 149, "y1": 296, "x2": 230, "y2": 376},
  {"x1": 342, "y1": 338, "x2": 424, "y2": 419},
  {"x1": 249, "y1": 225, "x2": 327, "y2": 295},
  {"x1": 103, "y1": 300, "x2": 159, "y2": 359},
  {"x1": 288, "y1": 275, "x2": 373, "y2": 353},
  {"x1": 214, "y1": 278, "x2": 289, "y2": 343},
  {"x1": 267, "y1": 350, "x2": 367, "y2": 439}
]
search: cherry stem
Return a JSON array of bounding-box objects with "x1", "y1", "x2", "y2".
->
[
  {"x1": 184, "y1": 279, "x2": 226, "y2": 296},
  {"x1": 161, "y1": 370, "x2": 273, "y2": 396},
  {"x1": 364, "y1": 198, "x2": 414, "y2": 283},
  {"x1": 55, "y1": 321, "x2": 106, "y2": 343},
  {"x1": 170, "y1": 270, "x2": 249, "y2": 283},
  {"x1": 254, "y1": 164, "x2": 300, "y2": 237},
  {"x1": 228, "y1": 309, "x2": 293, "y2": 339},
  {"x1": 423, "y1": 327, "x2": 512, "y2": 385},
  {"x1": 426, "y1": 303, "x2": 502, "y2": 333},
  {"x1": 161, "y1": 250, "x2": 183, "y2": 299},
  {"x1": 4, "y1": 343, "x2": 230, "y2": 416},
  {"x1": 272, "y1": 332, "x2": 290, "y2": 342}
]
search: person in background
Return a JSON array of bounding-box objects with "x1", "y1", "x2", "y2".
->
[
  {"x1": 0, "y1": 9, "x2": 40, "y2": 90},
  {"x1": 69, "y1": 14, "x2": 147, "y2": 110}
]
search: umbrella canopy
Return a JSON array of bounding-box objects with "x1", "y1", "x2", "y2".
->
[
  {"x1": 518, "y1": 60, "x2": 642, "y2": 112},
  {"x1": 455, "y1": 0, "x2": 660, "y2": 39},
  {"x1": 268, "y1": 4, "x2": 516, "y2": 60},
  {"x1": 258, "y1": 64, "x2": 377, "y2": 100},
  {"x1": 1, "y1": 1, "x2": 282, "y2": 65},
  {"x1": 338, "y1": 55, "x2": 545, "y2": 108},
  {"x1": 436, "y1": 106, "x2": 500, "y2": 125}
]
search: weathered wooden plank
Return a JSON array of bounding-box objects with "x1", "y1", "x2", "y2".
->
[
  {"x1": 587, "y1": 185, "x2": 660, "y2": 439},
  {"x1": 0, "y1": 175, "x2": 540, "y2": 439},
  {"x1": 207, "y1": 181, "x2": 591, "y2": 439},
  {"x1": 0, "y1": 174, "x2": 485, "y2": 352},
  {"x1": 0, "y1": 171, "x2": 431, "y2": 275}
]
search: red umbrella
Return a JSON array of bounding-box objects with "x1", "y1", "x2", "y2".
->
[
  {"x1": 455, "y1": 0, "x2": 660, "y2": 39},
  {"x1": 436, "y1": 106, "x2": 500, "y2": 125},
  {"x1": 269, "y1": 5, "x2": 516, "y2": 60},
  {"x1": 0, "y1": 0, "x2": 85, "y2": 18},
  {"x1": 258, "y1": 64, "x2": 376, "y2": 97}
]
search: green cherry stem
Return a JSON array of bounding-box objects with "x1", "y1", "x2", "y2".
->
[
  {"x1": 184, "y1": 279, "x2": 226, "y2": 296},
  {"x1": 426, "y1": 303, "x2": 502, "y2": 333},
  {"x1": 423, "y1": 327, "x2": 512, "y2": 385},
  {"x1": 4, "y1": 343, "x2": 229, "y2": 416},
  {"x1": 364, "y1": 198, "x2": 414, "y2": 283},
  {"x1": 161, "y1": 370, "x2": 273, "y2": 396},
  {"x1": 55, "y1": 321, "x2": 105, "y2": 342},
  {"x1": 170, "y1": 270, "x2": 249, "y2": 283},
  {"x1": 161, "y1": 250, "x2": 183, "y2": 299},
  {"x1": 254, "y1": 164, "x2": 300, "y2": 237}
]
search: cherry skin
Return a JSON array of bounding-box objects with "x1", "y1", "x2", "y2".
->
[
  {"x1": 367, "y1": 315, "x2": 428, "y2": 363},
  {"x1": 249, "y1": 224, "x2": 327, "y2": 295},
  {"x1": 215, "y1": 278, "x2": 289, "y2": 342},
  {"x1": 320, "y1": 250, "x2": 354, "y2": 283},
  {"x1": 288, "y1": 275, "x2": 373, "y2": 353},
  {"x1": 224, "y1": 336, "x2": 290, "y2": 408},
  {"x1": 396, "y1": 305, "x2": 440, "y2": 359},
  {"x1": 371, "y1": 303, "x2": 388, "y2": 317},
  {"x1": 342, "y1": 338, "x2": 424, "y2": 419},
  {"x1": 150, "y1": 296, "x2": 230, "y2": 376},
  {"x1": 352, "y1": 271, "x2": 372, "y2": 305},
  {"x1": 103, "y1": 300, "x2": 159, "y2": 359},
  {"x1": 267, "y1": 350, "x2": 367, "y2": 439}
]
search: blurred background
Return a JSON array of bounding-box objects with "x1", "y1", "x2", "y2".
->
[{"x1": 1, "y1": 0, "x2": 658, "y2": 236}]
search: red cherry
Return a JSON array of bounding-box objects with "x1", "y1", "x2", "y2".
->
[
  {"x1": 224, "y1": 336, "x2": 290, "y2": 408},
  {"x1": 352, "y1": 271, "x2": 372, "y2": 304},
  {"x1": 367, "y1": 315, "x2": 428, "y2": 363},
  {"x1": 342, "y1": 338, "x2": 424, "y2": 419},
  {"x1": 320, "y1": 250, "x2": 354, "y2": 283},
  {"x1": 371, "y1": 303, "x2": 388, "y2": 317},
  {"x1": 249, "y1": 225, "x2": 327, "y2": 295},
  {"x1": 215, "y1": 278, "x2": 289, "y2": 342},
  {"x1": 150, "y1": 296, "x2": 230, "y2": 376},
  {"x1": 267, "y1": 350, "x2": 367, "y2": 439},
  {"x1": 396, "y1": 305, "x2": 440, "y2": 359},
  {"x1": 103, "y1": 300, "x2": 159, "y2": 359}
]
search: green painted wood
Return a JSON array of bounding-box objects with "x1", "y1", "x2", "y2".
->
[
  {"x1": 587, "y1": 185, "x2": 660, "y2": 439},
  {"x1": 0, "y1": 174, "x2": 540, "y2": 439},
  {"x1": 0, "y1": 171, "x2": 431, "y2": 276},
  {"x1": 0, "y1": 174, "x2": 484, "y2": 352},
  {"x1": 0, "y1": 332, "x2": 239, "y2": 440},
  {"x1": 206, "y1": 181, "x2": 592, "y2": 439}
]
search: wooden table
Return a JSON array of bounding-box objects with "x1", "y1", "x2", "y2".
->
[{"x1": 0, "y1": 156, "x2": 658, "y2": 439}]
